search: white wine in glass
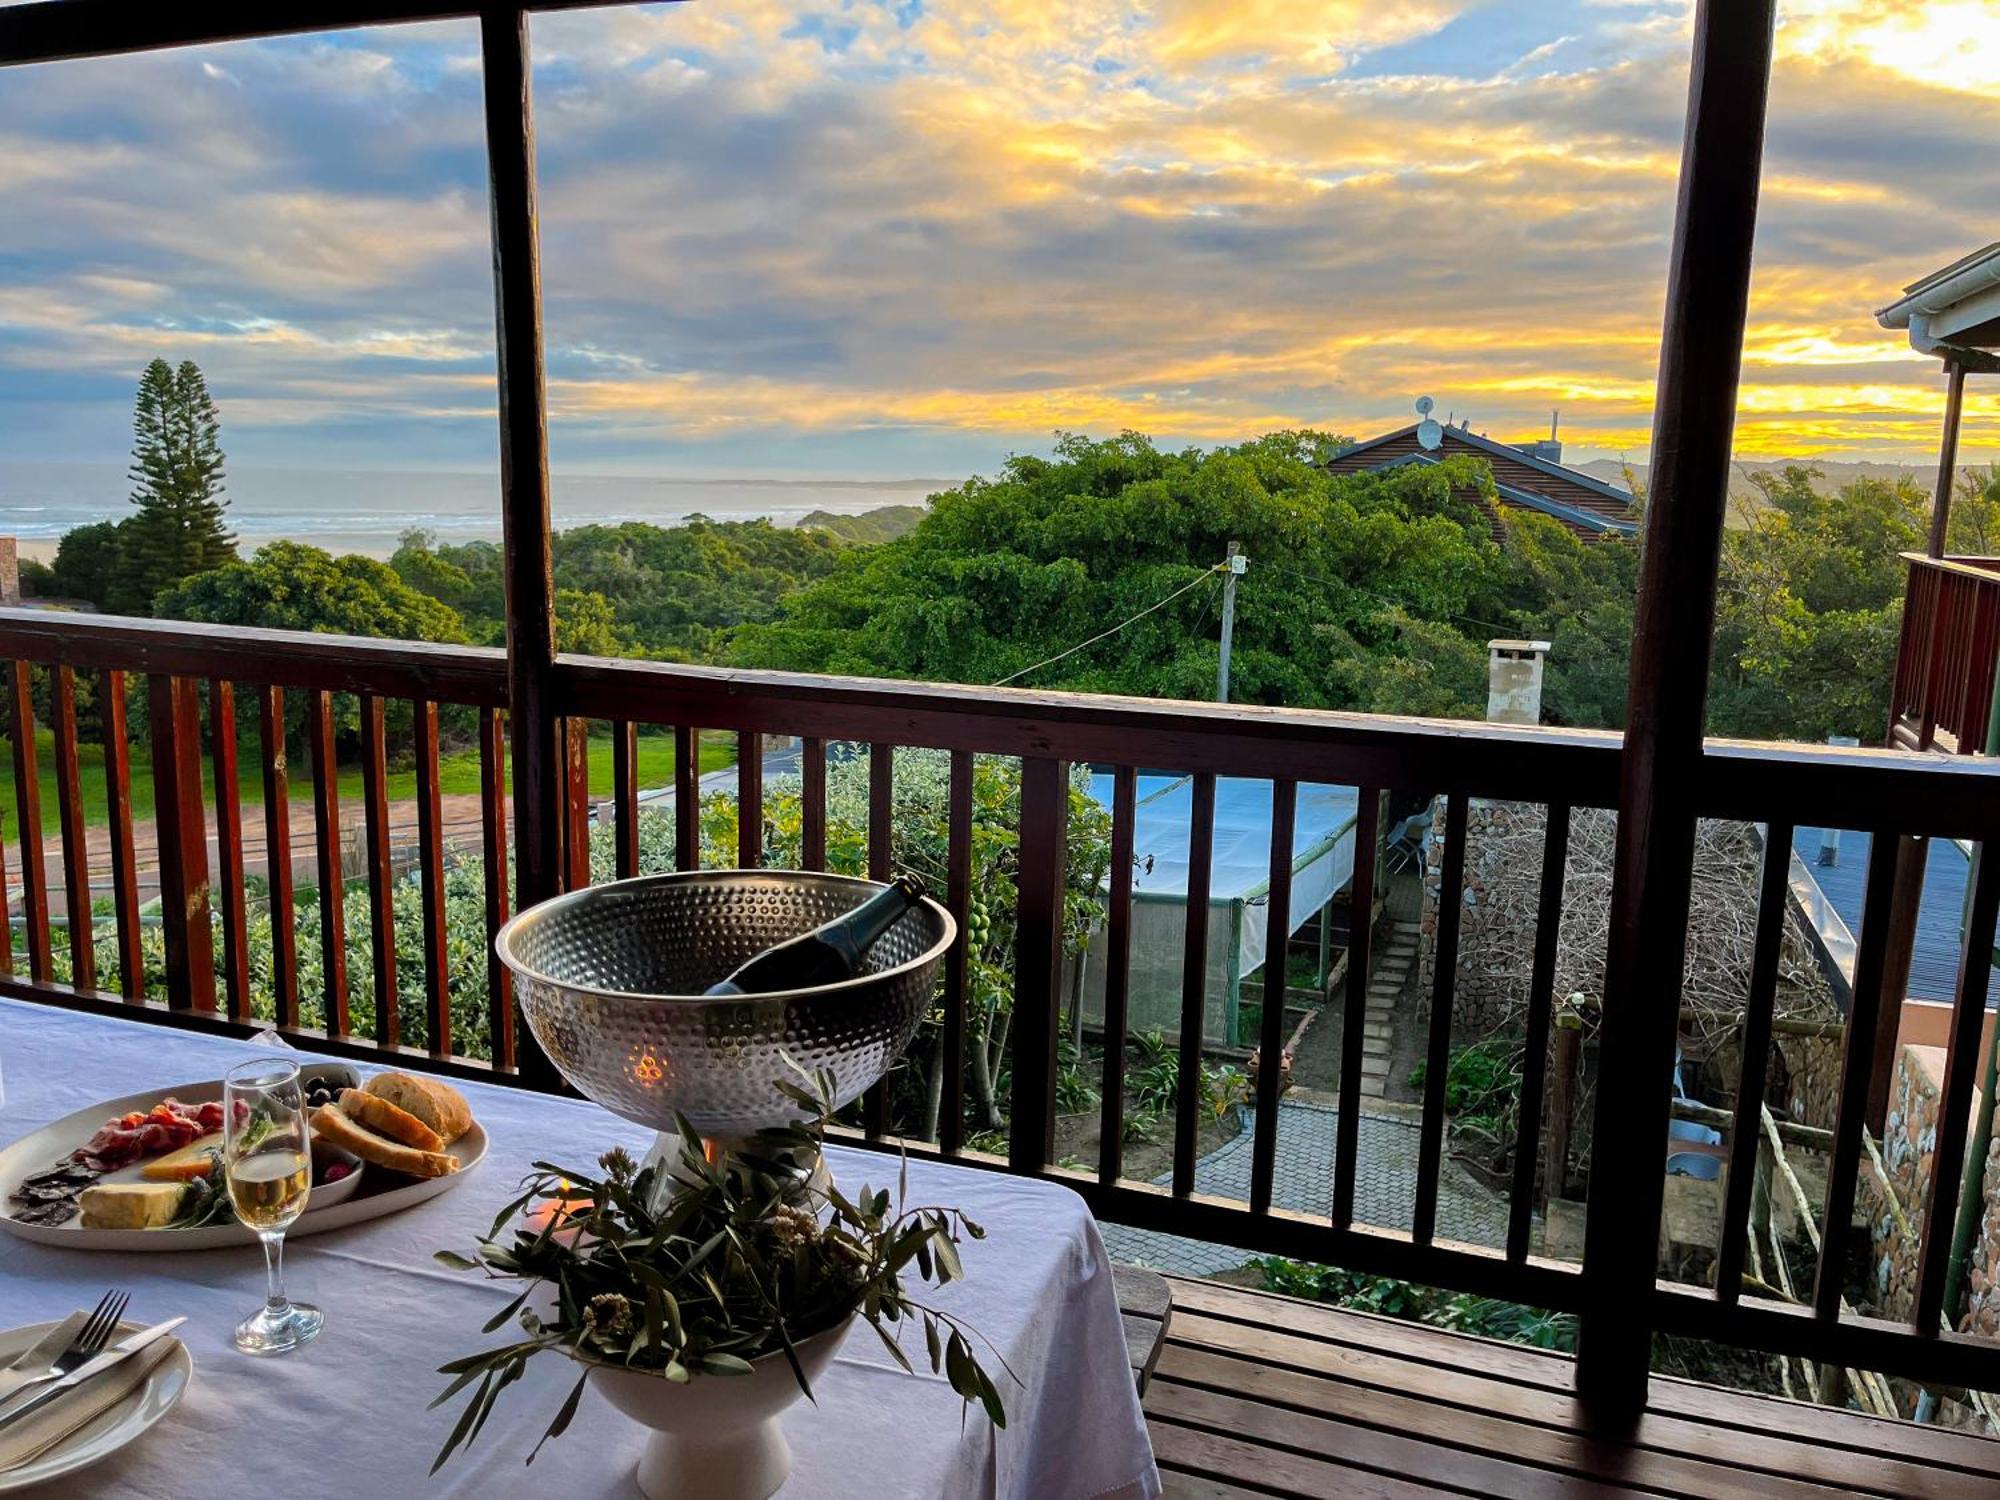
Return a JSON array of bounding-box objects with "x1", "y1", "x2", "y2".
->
[{"x1": 225, "y1": 1059, "x2": 324, "y2": 1354}]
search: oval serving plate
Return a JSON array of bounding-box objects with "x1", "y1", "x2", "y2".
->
[
  {"x1": 0, "y1": 1319, "x2": 192, "y2": 1495},
  {"x1": 0, "y1": 1073, "x2": 486, "y2": 1252}
]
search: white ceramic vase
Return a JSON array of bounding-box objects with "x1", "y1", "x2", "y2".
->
[{"x1": 584, "y1": 1316, "x2": 854, "y2": 1500}]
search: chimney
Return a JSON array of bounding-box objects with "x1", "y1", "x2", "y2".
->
[
  {"x1": 1486, "y1": 640, "x2": 1550, "y2": 725},
  {"x1": 0, "y1": 538, "x2": 18, "y2": 607}
]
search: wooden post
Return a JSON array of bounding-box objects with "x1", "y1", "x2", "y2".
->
[
  {"x1": 1548, "y1": 1008, "x2": 1582, "y2": 1203},
  {"x1": 1576, "y1": 0, "x2": 1776, "y2": 1427},
  {"x1": 149, "y1": 675, "x2": 215, "y2": 1012},
  {"x1": 1867, "y1": 834, "x2": 1926, "y2": 1133},
  {"x1": 481, "y1": 7, "x2": 559, "y2": 1088},
  {"x1": 1927, "y1": 362, "x2": 1966, "y2": 560}
]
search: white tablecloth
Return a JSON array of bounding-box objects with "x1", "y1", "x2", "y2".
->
[{"x1": 0, "y1": 999, "x2": 1159, "y2": 1499}]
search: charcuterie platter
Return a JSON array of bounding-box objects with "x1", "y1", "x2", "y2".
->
[{"x1": 0, "y1": 1061, "x2": 486, "y2": 1251}]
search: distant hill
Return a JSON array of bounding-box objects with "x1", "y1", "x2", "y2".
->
[
  {"x1": 1572, "y1": 457, "x2": 1969, "y2": 501},
  {"x1": 796, "y1": 504, "x2": 927, "y2": 545}
]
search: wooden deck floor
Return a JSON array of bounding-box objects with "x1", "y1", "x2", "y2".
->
[{"x1": 1144, "y1": 1276, "x2": 2000, "y2": 1499}]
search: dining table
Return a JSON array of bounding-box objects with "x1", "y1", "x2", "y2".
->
[{"x1": 0, "y1": 997, "x2": 1162, "y2": 1498}]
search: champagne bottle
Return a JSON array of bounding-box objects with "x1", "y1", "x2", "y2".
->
[{"x1": 703, "y1": 875, "x2": 926, "y2": 995}]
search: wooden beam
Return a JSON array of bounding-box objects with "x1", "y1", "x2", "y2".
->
[
  {"x1": 480, "y1": 7, "x2": 561, "y2": 1089},
  {"x1": 0, "y1": 0, "x2": 642, "y2": 69},
  {"x1": 1576, "y1": 0, "x2": 1776, "y2": 1427},
  {"x1": 1928, "y1": 362, "x2": 1967, "y2": 559}
]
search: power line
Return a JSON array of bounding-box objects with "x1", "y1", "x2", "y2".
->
[{"x1": 994, "y1": 568, "x2": 1221, "y2": 687}]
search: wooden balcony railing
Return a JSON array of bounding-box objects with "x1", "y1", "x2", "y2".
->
[
  {"x1": 1890, "y1": 552, "x2": 2000, "y2": 754},
  {"x1": 5, "y1": 606, "x2": 2000, "y2": 1405}
]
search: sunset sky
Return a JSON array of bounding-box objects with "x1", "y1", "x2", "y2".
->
[{"x1": 1, "y1": 0, "x2": 1996, "y2": 484}]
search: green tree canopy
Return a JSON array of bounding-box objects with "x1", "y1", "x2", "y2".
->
[
  {"x1": 392, "y1": 516, "x2": 850, "y2": 660},
  {"x1": 156, "y1": 540, "x2": 470, "y2": 742},
  {"x1": 1707, "y1": 466, "x2": 1926, "y2": 742},
  {"x1": 734, "y1": 430, "x2": 1596, "y2": 720}
]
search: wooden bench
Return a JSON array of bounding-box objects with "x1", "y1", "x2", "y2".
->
[{"x1": 1112, "y1": 1262, "x2": 1173, "y2": 1395}]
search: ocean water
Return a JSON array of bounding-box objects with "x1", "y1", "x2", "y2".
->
[{"x1": 0, "y1": 461, "x2": 950, "y2": 558}]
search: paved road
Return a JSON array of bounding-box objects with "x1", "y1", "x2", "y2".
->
[{"x1": 1098, "y1": 1097, "x2": 1512, "y2": 1276}]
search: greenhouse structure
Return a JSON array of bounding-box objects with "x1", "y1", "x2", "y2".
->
[{"x1": 1075, "y1": 772, "x2": 1364, "y2": 1046}]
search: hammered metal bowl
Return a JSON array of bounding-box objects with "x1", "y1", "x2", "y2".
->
[{"x1": 496, "y1": 870, "x2": 955, "y2": 1138}]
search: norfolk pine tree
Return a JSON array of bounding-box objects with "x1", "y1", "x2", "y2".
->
[{"x1": 114, "y1": 358, "x2": 235, "y2": 613}]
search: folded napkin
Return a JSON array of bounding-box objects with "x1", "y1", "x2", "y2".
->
[
  {"x1": 0, "y1": 1337, "x2": 178, "y2": 1474},
  {"x1": 0, "y1": 1313, "x2": 85, "y2": 1404}
]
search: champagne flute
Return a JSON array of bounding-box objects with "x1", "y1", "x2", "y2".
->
[{"x1": 224, "y1": 1059, "x2": 323, "y2": 1354}]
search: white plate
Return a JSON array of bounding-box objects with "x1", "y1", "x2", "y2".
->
[
  {"x1": 0, "y1": 1320, "x2": 193, "y2": 1494},
  {"x1": 0, "y1": 1075, "x2": 487, "y2": 1252}
]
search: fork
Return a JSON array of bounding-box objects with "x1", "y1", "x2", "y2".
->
[{"x1": 0, "y1": 1291, "x2": 127, "y2": 1415}]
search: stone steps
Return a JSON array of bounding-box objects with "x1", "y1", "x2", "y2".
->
[{"x1": 1354, "y1": 922, "x2": 1421, "y2": 1099}]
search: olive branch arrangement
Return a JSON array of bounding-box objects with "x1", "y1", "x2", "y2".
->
[{"x1": 429, "y1": 1068, "x2": 1012, "y2": 1473}]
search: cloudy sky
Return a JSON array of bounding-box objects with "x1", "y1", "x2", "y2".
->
[{"x1": 1, "y1": 0, "x2": 1996, "y2": 486}]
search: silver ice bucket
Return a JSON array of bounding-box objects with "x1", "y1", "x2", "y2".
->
[{"x1": 495, "y1": 870, "x2": 955, "y2": 1140}]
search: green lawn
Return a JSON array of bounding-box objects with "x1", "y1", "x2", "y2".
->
[{"x1": 0, "y1": 724, "x2": 734, "y2": 835}]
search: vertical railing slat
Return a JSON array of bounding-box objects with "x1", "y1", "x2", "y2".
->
[
  {"x1": 738, "y1": 730, "x2": 763, "y2": 868},
  {"x1": 1714, "y1": 819, "x2": 1793, "y2": 1303},
  {"x1": 674, "y1": 725, "x2": 699, "y2": 871},
  {"x1": 208, "y1": 680, "x2": 249, "y2": 1021},
  {"x1": 1172, "y1": 771, "x2": 1217, "y2": 1196},
  {"x1": 801, "y1": 736, "x2": 827, "y2": 872},
  {"x1": 480, "y1": 708, "x2": 514, "y2": 1071},
  {"x1": 1011, "y1": 756, "x2": 1067, "y2": 1174},
  {"x1": 942, "y1": 749, "x2": 974, "y2": 1157},
  {"x1": 9, "y1": 661, "x2": 50, "y2": 981},
  {"x1": 103, "y1": 670, "x2": 143, "y2": 1000},
  {"x1": 1914, "y1": 841, "x2": 2000, "y2": 1331},
  {"x1": 1097, "y1": 765, "x2": 1136, "y2": 1185},
  {"x1": 50, "y1": 666, "x2": 94, "y2": 992},
  {"x1": 1813, "y1": 833, "x2": 1903, "y2": 1319},
  {"x1": 562, "y1": 717, "x2": 590, "y2": 892},
  {"x1": 1413, "y1": 792, "x2": 1468, "y2": 1245},
  {"x1": 862, "y1": 742, "x2": 895, "y2": 1137},
  {"x1": 359, "y1": 694, "x2": 398, "y2": 1049},
  {"x1": 416, "y1": 700, "x2": 451, "y2": 1058},
  {"x1": 148, "y1": 675, "x2": 215, "y2": 1012},
  {"x1": 308, "y1": 689, "x2": 349, "y2": 1037},
  {"x1": 1249, "y1": 779, "x2": 1297, "y2": 1214},
  {"x1": 260, "y1": 686, "x2": 299, "y2": 1027},
  {"x1": 0, "y1": 785, "x2": 11, "y2": 977},
  {"x1": 612, "y1": 720, "x2": 638, "y2": 880},
  {"x1": 1507, "y1": 802, "x2": 1571, "y2": 1264},
  {"x1": 1333, "y1": 787, "x2": 1380, "y2": 1229}
]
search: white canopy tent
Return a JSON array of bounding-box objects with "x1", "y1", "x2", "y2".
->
[{"x1": 1076, "y1": 773, "x2": 1363, "y2": 1046}]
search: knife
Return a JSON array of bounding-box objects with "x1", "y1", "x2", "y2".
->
[
  {"x1": 0, "y1": 1314, "x2": 85, "y2": 1403},
  {"x1": 0, "y1": 1318, "x2": 185, "y2": 1434}
]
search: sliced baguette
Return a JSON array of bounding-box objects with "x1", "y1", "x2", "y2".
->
[
  {"x1": 310, "y1": 1102, "x2": 458, "y2": 1179},
  {"x1": 364, "y1": 1071, "x2": 472, "y2": 1145},
  {"x1": 338, "y1": 1088, "x2": 444, "y2": 1153}
]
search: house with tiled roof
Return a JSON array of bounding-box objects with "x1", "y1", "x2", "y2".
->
[{"x1": 1325, "y1": 402, "x2": 1640, "y2": 540}]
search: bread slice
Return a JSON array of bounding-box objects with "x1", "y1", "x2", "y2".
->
[
  {"x1": 338, "y1": 1088, "x2": 444, "y2": 1153},
  {"x1": 364, "y1": 1072, "x2": 472, "y2": 1145},
  {"x1": 310, "y1": 1103, "x2": 458, "y2": 1179}
]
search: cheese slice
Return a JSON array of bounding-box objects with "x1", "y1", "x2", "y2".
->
[
  {"x1": 140, "y1": 1131, "x2": 223, "y2": 1182},
  {"x1": 78, "y1": 1181, "x2": 190, "y2": 1230}
]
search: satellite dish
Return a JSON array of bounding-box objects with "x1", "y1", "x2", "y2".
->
[
  {"x1": 1414, "y1": 395, "x2": 1435, "y2": 416},
  {"x1": 1417, "y1": 417, "x2": 1443, "y2": 450}
]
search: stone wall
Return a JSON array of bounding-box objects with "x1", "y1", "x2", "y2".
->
[{"x1": 1851, "y1": 1044, "x2": 2000, "y2": 1338}]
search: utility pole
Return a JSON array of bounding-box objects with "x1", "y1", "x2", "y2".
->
[{"x1": 1216, "y1": 541, "x2": 1247, "y2": 702}]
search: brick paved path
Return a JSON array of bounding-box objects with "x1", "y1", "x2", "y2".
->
[{"x1": 1099, "y1": 1097, "x2": 1512, "y2": 1275}]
